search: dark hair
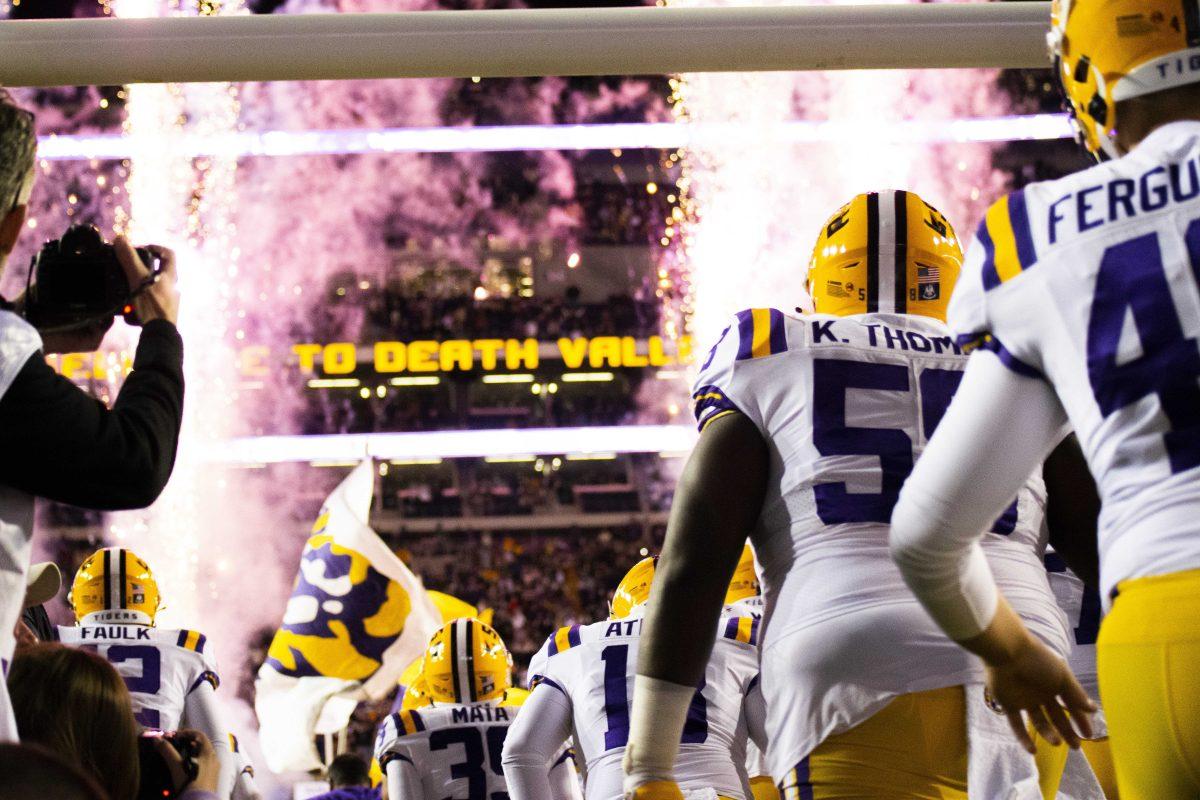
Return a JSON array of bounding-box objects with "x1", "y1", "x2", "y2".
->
[
  {"x1": 0, "y1": 742, "x2": 109, "y2": 800},
  {"x1": 8, "y1": 643, "x2": 140, "y2": 800},
  {"x1": 327, "y1": 752, "x2": 372, "y2": 788}
]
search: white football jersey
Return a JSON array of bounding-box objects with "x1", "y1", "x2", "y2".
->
[
  {"x1": 376, "y1": 701, "x2": 569, "y2": 800},
  {"x1": 529, "y1": 613, "x2": 762, "y2": 800},
  {"x1": 950, "y1": 120, "x2": 1200, "y2": 602},
  {"x1": 693, "y1": 308, "x2": 1068, "y2": 778},
  {"x1": 57, "y1": 623, "x2": 219, "y2": 730}
]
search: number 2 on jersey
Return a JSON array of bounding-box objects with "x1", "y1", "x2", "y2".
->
[
  {"x1": 601, "y1": 644, "x2": 707, "y2": 750},
  {"x1": 107, "y1": 645, "x2": 162, "y2": 728},
  {"x1": 1086, "y1": 220, "x2": 1200, "y2": 474}
]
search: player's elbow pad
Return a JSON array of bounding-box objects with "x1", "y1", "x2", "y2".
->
[{"x1": 890, "y1": 492, "x2": 998, "y2": 641}]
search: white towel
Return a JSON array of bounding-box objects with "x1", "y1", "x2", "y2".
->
[{"x1": 966, "y1": 683, "x2": 1043, "y2": 800}]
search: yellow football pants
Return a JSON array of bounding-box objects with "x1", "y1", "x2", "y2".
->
[
  {"x1": 1098, "y1": 568, "x2": 1200, "y2": 799},
  {"x1": 778, "y1": 686, "x2": 969, "y2": 800}
]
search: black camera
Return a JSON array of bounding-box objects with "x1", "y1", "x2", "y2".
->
[
  {"x1": 23, "y1": 224, "x2": 159, "y2": 331},
  {"x1": 137, "y1": 730, "x2": 201, "y2": 800}
]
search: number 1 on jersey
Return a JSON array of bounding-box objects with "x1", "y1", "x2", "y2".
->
[{"x1": 601, "y1": 644, "x2": 707, "y2": 750}]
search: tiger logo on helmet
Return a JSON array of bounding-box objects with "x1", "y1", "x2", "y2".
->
[
  {"x1": 1050, "y1": 0, "x2": 1200, "y2": 160},
  {"x1": 807, "y1": 191, "x2": 963, "y2": 323},
  {"x1": 421, "y1": 618, "x2": 513, "y2": 705},
  {"x1": 68, "y1": 547, "x2": 161, "y2": 626}
]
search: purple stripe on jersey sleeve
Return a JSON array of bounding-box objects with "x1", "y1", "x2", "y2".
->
[
  {"x1": 981, "y1": 337, "x2": 1044, "y2": 379},
  {"x1": 176, "y1": 630, "x2": 188, "y2": 648},
  {"x1": 531, "y1": 674, "x2": 569, "y2": 697},
  {"x1": 723, "y1": 617, "x2": 740, "y2": 641},
  {"x1": 735, "y1": 309, "x2": 756, "y2": 361},
  {"x1": 410, "y1": 709, "x2": 425, "y2": 731},
  {"x1": 567, "y1": 624, "x2": 581, "y2": 648},
  {"x1": 1008, "y1": 190, "x2": 1038, "y2": 271},
  {"x1": 977, "y1": 221, "x2": 1000, "y2": 291},
  {"x1": 749, "y1": 617, "x2": 760, "y2": 646},
  {"x1": 769, "y1": 308, "x2": 787, "y2": 355},
  {"x1": 188, "y1": 670, "x2": 220, "y2": 694},
  {"x1": 195, "y1": 633, "x2": 206, "y2": 654}
]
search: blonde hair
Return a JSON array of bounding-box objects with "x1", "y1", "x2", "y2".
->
[{"x1": 8, "y1": 643, "x2": 140, "y2": 800}]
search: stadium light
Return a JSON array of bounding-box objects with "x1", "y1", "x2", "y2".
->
[
  {"x1": 205, "y1": 425, "x2": 699, "y2": 464},
  {"x1": 0, "y1": 5, "x2": 1051, "y2": 88},
  {"x1": 35, "y1": 114, "x2": 1072, "y2": 162}
]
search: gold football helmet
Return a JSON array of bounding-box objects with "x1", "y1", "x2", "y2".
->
[
  {"x1": 422, "y1": 618, "x2": 513, "y2": 705},
  {"x1": 1050, "y1": 0, "x2": 1200, "y2": 160},
  {"x1": 807, "y1": 191, "x2": 962, "y2": 323},
  {"x1": 68, "y1": 547, "x2": 161, "y2": 626},
  {"x1": 724, "y1": 545, "x2": 760, "y2": 605},
  {"x1": 610, "y1": 556, "x2": 657, "y2": 620},
  {"x1": 400, "y1": 673, "x2": 434, "y2": 710}
]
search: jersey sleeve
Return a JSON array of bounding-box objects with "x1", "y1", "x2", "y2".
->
[
  {"x1": 947, "y1": 218, "x2": 993, "y2": 354},
  {"x1": 529, "y1": 626, "x2": 580, "y2": 698},
  {"x1": 692, "y1": 310, "x2": 785, "y2": 433},
  {"x1": 950, "y1": 195, "x2": 1047, "y2": 379},
  {"x1": 375, "y1": 711, "x2": 425, "y2": 770},
  {"x1": 176, "y1": 629, "x2": 220, "y2": 693}
]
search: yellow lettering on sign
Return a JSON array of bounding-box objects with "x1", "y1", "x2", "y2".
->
[
  {"x1": 558, "y1": 337, "x2": 588, "y2": 369},
  {"x1": 374, "y1": 342, "x2": 406, "y2": 373},
  {"x1": 60, "y1": 353, "x2": 87, "y2": 381},
  {"x1": 408, "y1": 341, "x2": 439, "y2": 372},
  {"x1": 505, "y1": 339, "x2": 539, "y2": 370},
  {"x1": 474, "y1": 340, "x2": 505, "y2": 371},
  {"x1": 620, "y1": 336, "x2": 648, "y2": 368},
  {"x1": 440, "y1": 340, "x2": 473, "y2": 371},
  {"x1": 324, "y1": 343, "x2": 357, "y2": 375},
  {"x1": 588, "y1": 336, "x2": 621, "y2": 368},
  {"x1": 678, "y1": 336, "x2": 695, "y2": 364},
  {"x1": 293, "y1": 344, "x2": 323, "y2": 374},
  {"x1": 238, "y1": 346, "x2": 270, "y2": 378},
  {"x1": 647, "y1": 336, "x2": 673, "y2": 367}
]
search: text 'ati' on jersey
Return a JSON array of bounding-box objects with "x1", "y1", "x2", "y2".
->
[
  {"x1": 950, "y1": 120, "x2": 1200, "y2": 601},
  {"x1": 530, "y1": 614, "x2": 761, "y2": 800},
  {"x1": 56, "y1": 624, "x2": 220, "y2": 731}
]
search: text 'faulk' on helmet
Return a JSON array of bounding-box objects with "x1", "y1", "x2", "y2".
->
[
  {"x1": 1050, "y1": 0, "x2": 1200, "y2": 160},
  {"x1": 68, "y1": 547, "x2": 162, "y2": 626},
  {"x1": 421, "y1": 618, "x2": 513, "y2": 705},
  {"x1": 807, "y1": 191, "x2": 963, "y2": 323}
]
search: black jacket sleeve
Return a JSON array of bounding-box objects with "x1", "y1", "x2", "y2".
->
[{"x1": 0, "y1": 319, "x2": 184, "y2": 509}]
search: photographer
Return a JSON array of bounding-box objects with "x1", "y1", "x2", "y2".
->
[{"x1": 0, "y1": 91, "x2": 184, "y2": 741}]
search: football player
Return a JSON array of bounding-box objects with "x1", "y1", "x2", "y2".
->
[
  {"x1": 375, "y1": 618, "x2": 579, "y2": 800},
  {"x1": 504, "y1": 555, "x2": 768, "y2": 800},
  {"x1": 888, "y1": 1, "x2": 1200, "y2": 796},
  {"x1": 57, "y1": 547, "x2": 235, "y2": 797},
  {"x1": 622, "y1": 191, "x2": 1081, "y2": 800}
]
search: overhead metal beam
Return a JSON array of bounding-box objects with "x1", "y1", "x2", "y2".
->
[{"x1": 0, "y1": 3, "x2": 1051, "y2": 88}]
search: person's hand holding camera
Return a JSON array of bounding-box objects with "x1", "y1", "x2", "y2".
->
[
  {"x1": 152, "y1": 729, "x2": 221, "y2": 796},
  {"x1": 115, "y1": 235, "x2": 179, "y2": 326}
]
